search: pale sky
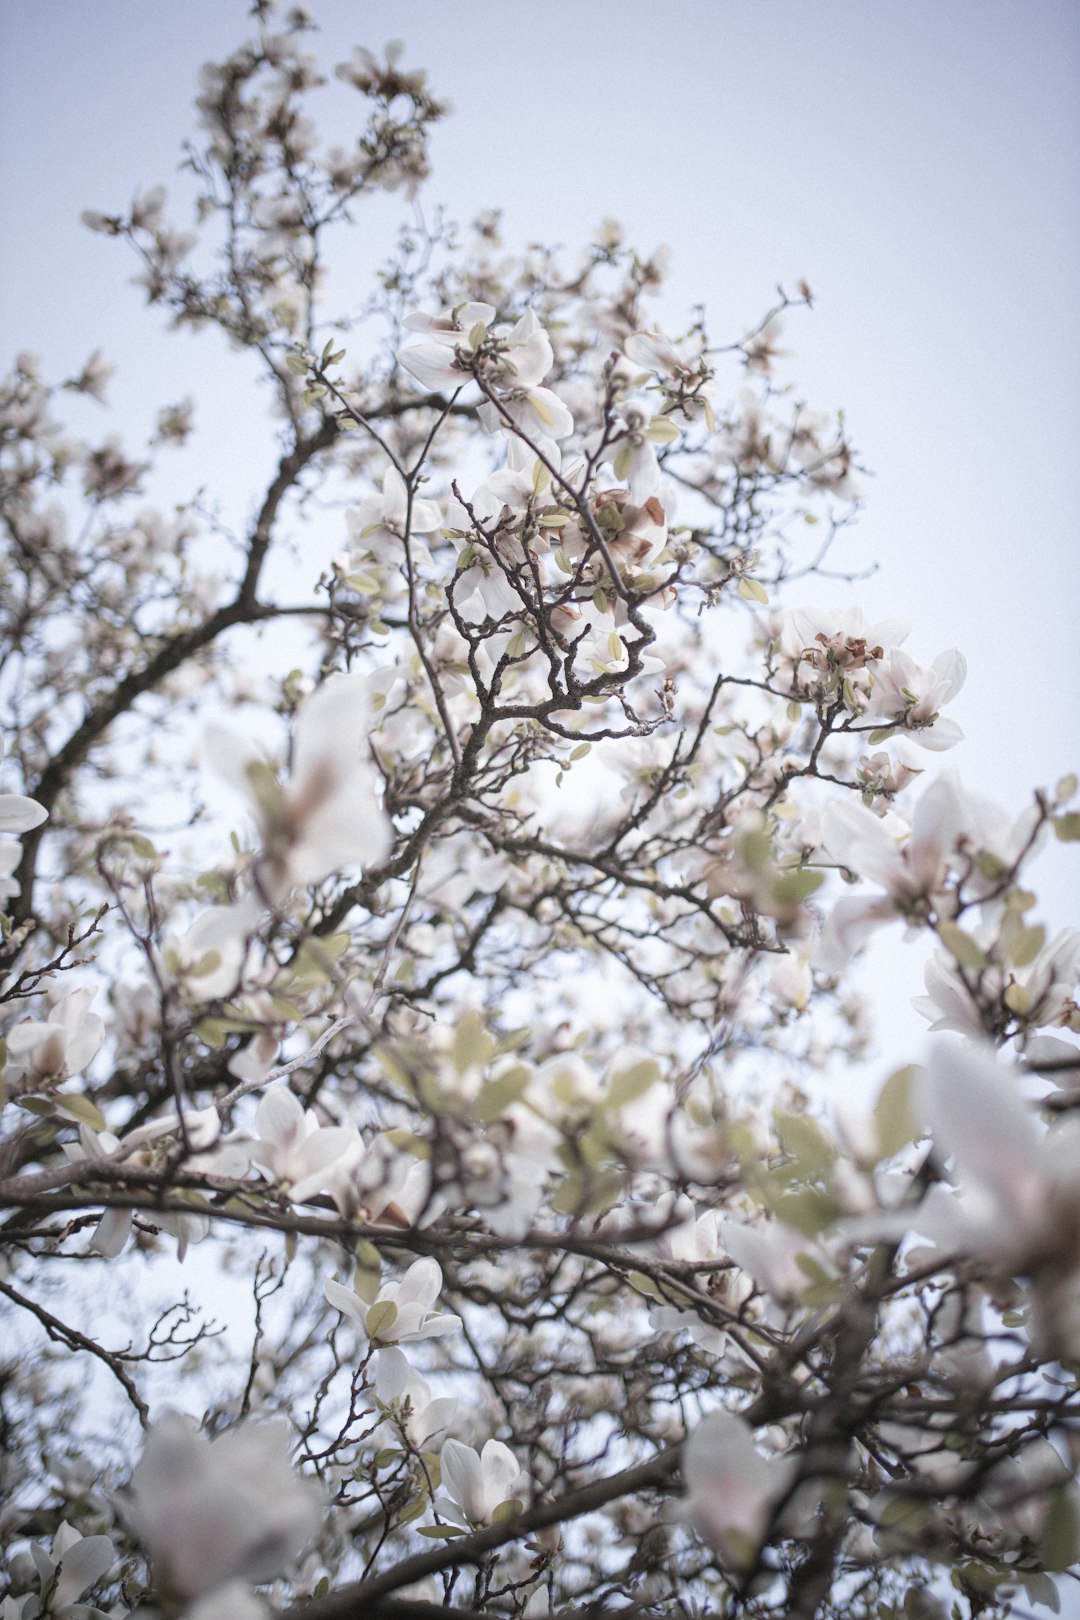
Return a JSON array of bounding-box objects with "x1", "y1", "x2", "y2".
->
[{"x1": 2, "y1": 0, "x2": 1078, "y2": 1060}]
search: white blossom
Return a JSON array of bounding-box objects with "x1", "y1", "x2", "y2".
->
[
  {"x1": 249, "y1": 1083, "x2": 358, "y2": 1205},
  {"x1": 674, "y1": 1410, "x2": 797, "y2": 1569},
  {"x1": 372, "y1": 1346, "x2": 459, "y2": 1449},
  {"x1": 324, "y1": 1256, "x2": 461, "y2": 1343},
  {"x1": 206, "y1": 671, "x2": 392, "y2": 898},
  {"x1": 121, "y1": 1413, "x2": 323, "y2": 1603},
  {"x1": 6, "y1": 988, "x2": 105, "y2": 1085},
  {"x1": 435, "y1": 1437, "x2": 523, "y2": 1527}
]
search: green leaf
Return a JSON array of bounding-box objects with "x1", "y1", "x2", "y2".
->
[
  {"x1": 1004, "y1": 981, "x2": 1033, "y2": 1016},
  {"x1": 365, "y1": 1300, "x2": 398, "y2": 1342},
  {"x1": 353, "y1": 1245, "x2": 382, "y2": 1305},
  {"x1": 645, "y1": 414, "x2": 680, "y2": 445},
  {"x1": 372, "y1": 1448, "x2": 400, "y2": 1469},
  {"x1": 1001, "y1": 916, "x2": 1045, "y2": 968},
  {"x1": 491, "y1": 1497, "x2": 524, "y2": 1523},
  {"x1": 1053, "y1": 812, "x2": 1080, "y2": 841},
  {"x1": 16, "y1": 1095, "x2": 60, "y2": 1119},
  {"x1": 867, "y1": 727, "x2": 896, "y2": 745},
  {"x1": 874, "y1": 1065, "x2": 921, "y2": 1159},
  {"x1": 776, "y1": 1112, "x2": 836, "y2": 1178},
  {"x1": 772, "y1": 1186, "x2": 838, "y2": 1236},
  {"x1": 55, "y1": 1093, "x2": 107, "y2": 1132},
  {"x1": 738, "y1": 827, "x2": 773, "y2": 877},
  {"x1": 772, "y1": 867, "x2": 825, "y2": 906},
  {"x1": 627, "y1": 1270, "x2": 663, "y2": 1302},
  {"x1": 1039, "y1": 1487, "x2": 1080, "y2": 1572},
  {"x1": 937, "y1": 920, "x2": 990, "y2": 972},
  {"x1": 737, "y1": 575, "x2": 768, "y2": 604},
  {"x1": 452, "y1": 1009, "x2": 494, "y2": 1076},
  {"x1": 475, "y1": 1064, "x2": 532, "y2": 1123},
  {"x1": 607, "y1": 1057, "x2": 660, "y2": 1109},
  {"x1": 877, "y1": 1495, "x2": 930, "y2": 1536},
  {"x1": 416, "y1": 1523, "x2": 468, "y2": 1538}
]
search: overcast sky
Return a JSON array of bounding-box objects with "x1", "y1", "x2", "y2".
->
[{"x1": 2, "y1": 0, "x2": 1078, "y2": 1067}]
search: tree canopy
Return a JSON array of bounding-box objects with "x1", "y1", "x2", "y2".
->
[{"x1": 2, "y1": 8, "x2": 1079, "y2": 1620}]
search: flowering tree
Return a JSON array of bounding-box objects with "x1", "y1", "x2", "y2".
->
[{"x1": 2, "y1": 8, "x2": 1080, "y2": 1620}]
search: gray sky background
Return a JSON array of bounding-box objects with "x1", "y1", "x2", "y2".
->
[{"x1": 1, "y1": 0, "x2": 1078, "y2": 1066}]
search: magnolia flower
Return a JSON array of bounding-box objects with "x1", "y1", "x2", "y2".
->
[
  {"x1": 185, "y1": 1580, "x2": 268, "y2": 1620},
  {"x1": 249, "y1": 1085, "x2": 358, "y2": 1205},
  {"x1": 675, "y1": 1410, "x2": 797, "y2": 1568},
  {"x1": 915, "y1": 927, "x2": 1080, "y2": 1036},
  {"x1": 642, "y1": 1202, "x2": 736, "y2": 1356},
  {"x1": 206, "y1": 671, "x2": 392, "y2": 899},
  {"x1": 782, "y1": 604, "x2": 909, "y2": 702},
  {"x1": 402, "y1": 301, "x2": 496, "y2": 348},
  {"x1": 373, "y1": 1346, "x2": 459, "y2": 1449},
  {"x1": 0, "y1": 735, "x2": 49, "y2": 840},
  {"x1": 324, "y1": 1256, "x2": 461, "y2": 1343},
  {"x1": 163, "y1": 896, "x2": 261, "y2": 1002},
  {"x1": 20, "y1": 1520, "x2": 114, "y2": 1615},
  {"x1": 857, "y1": 1042, "x2": 1080, "y2": 1354},
  {"x1": 816, "y1": 777, "x2": 969, "y2": 971},
  {"x1": 435, "y1": 1437, "x2": 523, "y2": 1527},
  {"x1": 866, "y1": 646, "x2": 966, "y2": 750},
  {"x1": 920, "y1": 1042, "x2": 1080, "y2": 1273},
  {"x1": 344, "y1": 465, "x2": 441, "y2": 560},
  {"x1": 400, "y1": 305, "x2": 574, "y2": 441},
  {"x1": 325, "y1": 1129, "x2": 442, "y2": 1226},
  {"x1": 856, "y1": 750, "x2": 923, "y2": 811},
  {"x1": 720, "y1": 1216, "x2": 820, "y2": 1308},
  {"x1": 607, "y1": 399, "x2": 676, "y2": 503},
  {"x1": 624, "y1": 328, "x2": 697, "y2": 377},
  {"x1": 121, "y1": 1412, "x2": 323, "y2": 1603},
  {"x1": 6, "y1": 988, "x2": 105, "y2": 1085},
  {"x1": 62, "y1": 1107, "x2": 237, "y2": 1258}
]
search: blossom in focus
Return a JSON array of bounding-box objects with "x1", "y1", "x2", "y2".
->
[
  {"x1": 121, "y1": 1412, "x2": 323, "y2": 1603},
  {"x1": 675, "y1": 1409, "x2": 797, "y2": 1569},
  {"x1": 324, "y1": 1255, "x2": 461, "y2": 1343},
  {"x1": 373, "y1": 1346, "x2": 459, "y2": 1449},
  {"x1": 344, "y1": 465, "x2": 442, "y2": 560},
  {"x1": 249, "y1": 1083, "x2": 358, "y2": 1205},
  {"x1": 782, "y1": 604, "x2": 908, "y2": 710},
  {"x1": 435, "y1": 1436, "x2": 523, "y2": 1527},
  {"x1": 866, "y1": 646, "x2": 967, "y2": 750},
  {"x1": 18, "y1": 1519, "x2": 115, "y2": 1616}
]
